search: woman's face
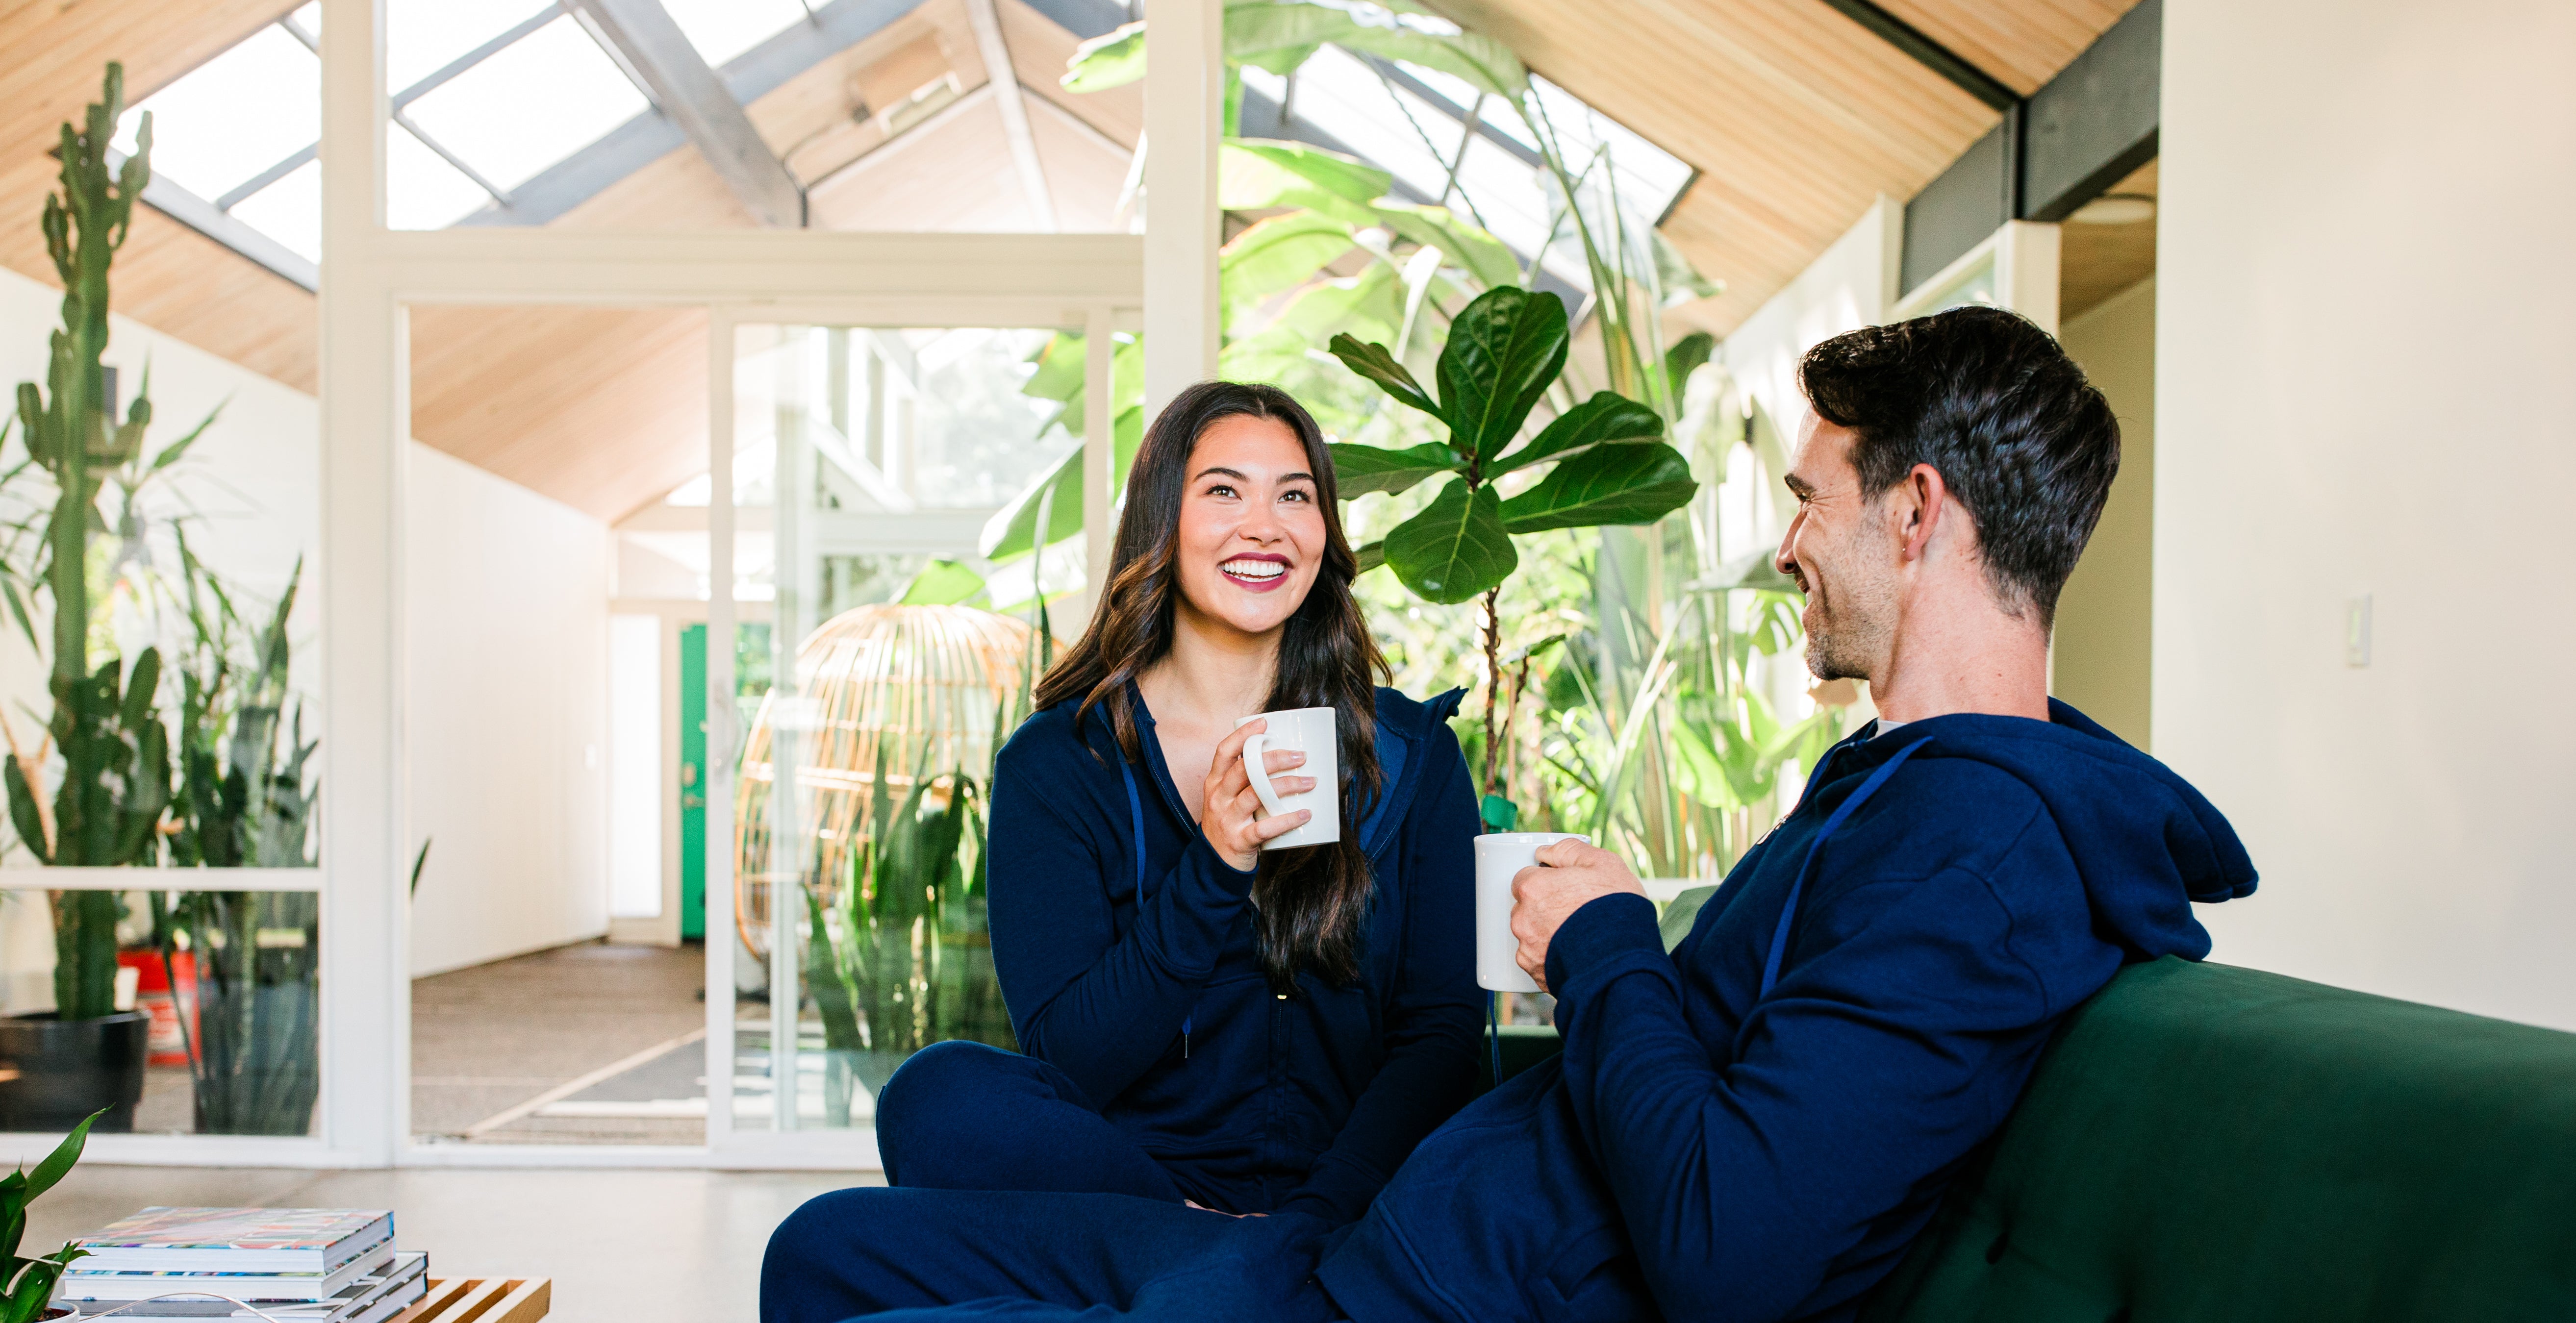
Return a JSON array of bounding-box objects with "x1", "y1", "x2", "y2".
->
[{"x1": 1171, "y1": 414, "x2": 1328, "y2": 640}]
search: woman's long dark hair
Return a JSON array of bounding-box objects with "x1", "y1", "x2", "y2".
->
[{"x1": 1035, "y1": 380, "x2": 1388, "y2": 993}]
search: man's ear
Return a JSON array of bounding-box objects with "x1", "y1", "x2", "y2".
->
[{"x1": 1899, "y1": 463, "x2": 1948, "y2": 562}]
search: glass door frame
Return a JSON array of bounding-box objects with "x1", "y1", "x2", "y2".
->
[
  {"x1": 701, "y1": 298, "x2": 1135, "y2": 1168},
  {"x1": 296, "y1": 0, "x2": 1167, "y2": 1171}
]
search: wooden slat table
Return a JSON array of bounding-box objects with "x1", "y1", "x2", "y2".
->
[{"x1": 388, "y1": 1278, "x2": 549, "y2": 1323}]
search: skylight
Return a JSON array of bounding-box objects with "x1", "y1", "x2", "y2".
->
[
  {"x1": 113, "y1": 21, "x2": 318, "y2": 204},
  {"x1": 402, "y1": 16, "x2": 650, "y2": 195},
  {"x1": 103, "y1": 0, "x2": 1696, "y2": 307},
  {"x1": 1242, "y1": 49, "x2": 1696, "y2": 295},
  {"x1": 663, "y1": 0, "x2": 814, "y2": 68}
]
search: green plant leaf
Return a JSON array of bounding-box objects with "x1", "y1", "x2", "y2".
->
[
  {"x1": 24, "y1": 1110, "x2": 99, "y2": 1200},
  {"x1": 1652, "y1": 228, "x2": 1721, "y2": 308},
  {"x1": 1371, "y1": 203, "x2": 1522, "y2": 292},
  {"x1": 1327, "y1": 333, "x2": 1443, "y2": 423},
  {"x1": 1221, "y1": 212, "x2": 1357, "y2": 311},
  {"x1": 118, "y1": 648, "x2": 161, "y2": 731},
  {"x1": 1383, "y1": 479, "x2": 1515, "y2": 603},
  {"x1": 1062, "y1": 22, "x2": 1146, "y2": 92},
  {"x1": 1327, "y1": 441, "x2": 1459, "y2": 497},
  {"x1": 1497, "y1": 441, "x2": 1697, "y2": 533},
  {"x1": 1020, "y1": 332, "x2": 1087, "y2": 405},
  {"x1": 1490, "y1": 391, "x2": 1662, "y2": 476},
  {"x1": 1221, "y1": 140, "x2": 1390, "y2": 223},
  {"x1": 1280, "y1": 264, "x2": 1401, "y2": 343},
  {"x1": 1438, "y1": 286, "x2": 1569, "y2": 465},
  {"x1": 1663, "y1": 331, "x2": 1715, "y2": 397},
  {"x1": 980, "y1": 447, "x2": 1082, "y2": 562},
  {"x1": 1331, "y1": 25, "x2": 1529, "y2": 100},
  {"x1": 1354, "y1": 540, "x2": 1385, "y2": 574},
  {"x1": 899, "y1": 558, "x2": 987, "y2": 605},
  {"x1": 1224, "y1": 2, "x2": 1357, "y2": 69}
]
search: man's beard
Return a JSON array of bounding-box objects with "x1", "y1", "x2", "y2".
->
[{"x1": 1802, "y1": 558, "x2": 1894, "y2": 682}]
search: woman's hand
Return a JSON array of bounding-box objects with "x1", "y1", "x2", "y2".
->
[{"x1": 1203, "y1": 718, "x2": 1314, "y2": 872}]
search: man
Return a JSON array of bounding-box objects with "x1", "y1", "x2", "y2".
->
[{"x1": 762, "y1": 305, "x2": 2256, "y2": 1323}]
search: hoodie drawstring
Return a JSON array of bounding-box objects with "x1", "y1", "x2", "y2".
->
[
  {"x1": 1761, "y1": 737, "x2": 1933, "y2": 999},
  {"x1": 1122, "y1": 755, "x2": 1194, "y2": 1057}
]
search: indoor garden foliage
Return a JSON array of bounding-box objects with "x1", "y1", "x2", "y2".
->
[
  {"x1": 736, "y1": 605, "x2": 1031, "y2": 1125},
  {"x1": 0, "y1": 65, "x2": 320, "y2": 1137},
  {"x1": 996, "y1": 3, "x2": 1853, "y2": 878}
]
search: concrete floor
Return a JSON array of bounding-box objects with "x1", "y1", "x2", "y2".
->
[
  {"x1": 26, "y1": 1164, "x2": 880, "y2": 1323},
  {"x1": 412, "y1": 941, "x2": 707, "y2": 1145}
]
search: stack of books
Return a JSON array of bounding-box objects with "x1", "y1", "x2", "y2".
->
[{"x1": 51, "y1": 1208, "x2": 427, "y2": 1323}]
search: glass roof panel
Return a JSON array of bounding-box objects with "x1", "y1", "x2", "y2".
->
[
  {"x1": 403, "y1": 15, "x2": 652, "y2": 194},
  {"x1": 389, "y1": 0, "x2": 556, "y2": 93},
  {"x1": 1285, "y1": 48, "x2": 1453, "y2": 201},
  {"x1": 227, "y1": 158, "x2": 322, "y2": 264},
  {"x1": 388, "y1": 126, "x2": 495, "y2": 229},
  {"x1": 1528, "y1": 75, "x2": 1695, "y2": 222},
  {"x1": 114, "y1": 25, "x2": 319, "y2": 201},
  {"x1": 662, "y1": 0, "x2": 812, "y2": 69}
]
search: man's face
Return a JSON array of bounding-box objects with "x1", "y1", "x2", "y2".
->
[{"x1": 1776, "y1": 416, "x2": 1899, "y2": 682}]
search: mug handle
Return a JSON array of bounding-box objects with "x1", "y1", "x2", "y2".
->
[{"x1": 1240, "y1": 729, "x2": 1290, "y2": 819}]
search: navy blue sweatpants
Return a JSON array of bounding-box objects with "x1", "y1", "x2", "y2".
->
[
  {"x1": 759, "y1": 1188, "x2": 1344, "y2": 1323},
  {"x1": 876, "y1": 1041, "x2": 1191, "y2": 1206}
]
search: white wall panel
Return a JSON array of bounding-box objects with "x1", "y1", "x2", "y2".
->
[{"x1": 2159, "y1": 0, "x2": 2576, "y2": 1028}]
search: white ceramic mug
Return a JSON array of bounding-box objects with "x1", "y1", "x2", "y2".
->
[
  {"x1": 1235, "y1": 707, "x2": 1341, "y2": 851},
  {"x1": 1473, "y1": 832, "x2": 1590, "y2": 992}
]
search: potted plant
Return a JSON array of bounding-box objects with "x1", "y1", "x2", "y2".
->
[
  {"x1": 0, "y1": 65, "x2": 176, "y2": 1133},
  {"x1": 0, "y1": 1112, "x2": 101, "y2": 1322}
]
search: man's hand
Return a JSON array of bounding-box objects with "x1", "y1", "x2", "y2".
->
[{"x1": 1510, "y1": 838, "x2": 1648, "y2": 992}]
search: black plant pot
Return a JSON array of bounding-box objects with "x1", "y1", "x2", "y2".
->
[{"x1": 0, "y1": 1011, "x2": 149, "y2": 1133}]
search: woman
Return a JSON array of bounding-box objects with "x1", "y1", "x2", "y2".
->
[{"x1": 872, "y1": 380, "x2": 1482, "y2": 1226}]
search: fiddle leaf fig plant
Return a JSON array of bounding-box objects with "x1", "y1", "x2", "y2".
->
[{"x1": 1327, "y1": 285, "x2": 1696, "y2": 824}]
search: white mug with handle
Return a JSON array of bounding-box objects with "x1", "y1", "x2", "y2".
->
[
  {"x1": 1474, "y1": 832, "x2": 1590, "y2": 991},
  {"x1": 1235, "y1": 706, "x2": 1341, "y2": 851}
]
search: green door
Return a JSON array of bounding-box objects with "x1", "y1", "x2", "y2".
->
[{"x1": 680, "y1": 624, "x2": 708, "y2": 940}]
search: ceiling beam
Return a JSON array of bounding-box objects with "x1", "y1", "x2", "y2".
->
[
  {"x1": 561, "y1": 0, "x2": 807, "y2": 226},
  {"x1": 1814, "y1": 0, "x2": 2019, "y2": 112},
  {"x1": 965, "y1": 0, "x2": 1059, "y2": 231},
  {"x1": 462, "y1": 0, "x2": 928, "y2": 228}
]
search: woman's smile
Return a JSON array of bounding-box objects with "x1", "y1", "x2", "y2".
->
[{"x1": 1221, "y1": 552, "x2": 1292, "y2": 592}]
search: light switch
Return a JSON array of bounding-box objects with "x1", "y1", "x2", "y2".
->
[{"x1": 2345, "y1": 595, "x2": 2372, "y2": 668}]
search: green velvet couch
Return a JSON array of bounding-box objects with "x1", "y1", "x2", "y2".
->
[{"x1": 1483, "y1": 957, "x2": 2576, "y2": 1319}]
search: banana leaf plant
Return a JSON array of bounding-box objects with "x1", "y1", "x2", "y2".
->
[
  {"x1": 0, "y1": 1111, "x2": 99, "y2": 1323},
  {"x1": 1327, "y1": 285, "x2": 1696, "y2": 826}
]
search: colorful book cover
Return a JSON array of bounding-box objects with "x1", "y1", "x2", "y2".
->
[{"x1": 76, "y1": 1209, "x2": 391, "y2": 1253}]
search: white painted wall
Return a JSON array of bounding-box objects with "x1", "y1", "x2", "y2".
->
[
  {"x1": 2052, "y1": 276, "x2": 2155, "y2": 748},
  {"x1": 0, "y1": 264, "x2": 613, "y2": 987},
  {"x1": 2160, "y1": 0, "x2": 2576, "y2": 1029},
  {"x1": 1717, "y1": 196, "x2": 1901, "y2": 438},
  {"x1": 405, "y1": 445, "x2": 612, "y2": 976}
]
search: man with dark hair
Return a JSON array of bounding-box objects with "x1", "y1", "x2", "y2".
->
[{"x1": 763, "y1": 306, "x2": 2257, "y2": 1323}]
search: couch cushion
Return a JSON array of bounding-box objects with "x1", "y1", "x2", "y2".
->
[{"x1": 1859, "y1": 957, "x2": 2576, "y2": 1322}]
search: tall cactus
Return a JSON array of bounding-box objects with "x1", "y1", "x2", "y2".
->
[
  {"x1": 20, "y1": 63, "x2": 153, "y2": 679},
  {"x1": 4, "y1": 64, "x2": 174, "y2": 1020}
]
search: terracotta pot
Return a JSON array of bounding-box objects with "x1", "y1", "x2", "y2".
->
[{"x1": 0, "y1": 1011, "x2": 150, "y2": 1132}]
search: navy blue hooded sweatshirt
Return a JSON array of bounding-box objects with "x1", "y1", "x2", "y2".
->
[
  {"x1": 1316, "y1": 699, "x2": 2257, "y2": 1323},
  {"x1": 986, "y1": 685, "x2": 1483, "y2": 1226}
]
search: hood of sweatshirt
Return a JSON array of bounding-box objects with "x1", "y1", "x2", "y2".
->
[{"x1": 1853, "y1": 697, "x2": 2256, "y2": 958}]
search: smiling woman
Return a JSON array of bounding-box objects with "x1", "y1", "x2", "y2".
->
[{"x1": 856, "y1": 381, "x2": 1485, "y2": 1225}]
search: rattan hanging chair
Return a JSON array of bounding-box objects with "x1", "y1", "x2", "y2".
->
[{"x1": 734, "y1": 602, "x2": 1036, "y2": 965}]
